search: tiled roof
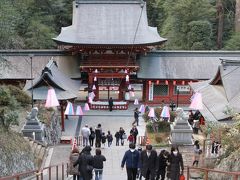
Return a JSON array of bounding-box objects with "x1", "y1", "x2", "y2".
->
[
  {"x1": 24, "y1": 60, "x2": 80, "y2": 100},
  {"x1": 53, "y1": 1, "x2": 166, "y2": 45},
  {"x1": 137, "y1": 51, "x2": 240, "y2": 80}
]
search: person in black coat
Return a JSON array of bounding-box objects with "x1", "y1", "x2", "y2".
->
[
  {"x1": 119, "y1": 127, "x2": 125, "y2": 146},
  {"x1": 132, "y1": 108, "x2": 141, "y2": 126},
  {"x1": 156, "y1": 150, "x2": 169, "y2": 180},
  {"x1": 89, "y1": 127, "x2": 95, "y2": 147},
  {"x1": 140, "y1": 144, "x2": 158, "y2": 180},
  {"x1": 108, "y1": 97, "x2": 114, "y2": 111},
  {"x1": 93, "y1": 149, "x2": 106, "y2": 180},
  {"x1": 95, "y1": 124, "x2": 102, "y2": 148},
  {"x1": 73, "y1": 146, "x2": 94, "y2": 180},
  {"x1": 169, "y1": 146, "x2": 184, "y2": 180},
  {"x1": 115, "y1": 131, "x2": 120, "y2": 146}
]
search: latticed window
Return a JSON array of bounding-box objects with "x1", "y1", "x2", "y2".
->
[{"x1": 153, "y1": 85, "x2": 169, "y2": 96}]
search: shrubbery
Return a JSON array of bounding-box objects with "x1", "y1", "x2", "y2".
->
[{"x1": 0, "y1": 85, "x2": 31, "y2": 131}]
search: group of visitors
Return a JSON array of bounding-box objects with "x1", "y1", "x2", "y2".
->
[
  {"x1": 81, "y1": 124, "x2": 114, "y2": 148},
  {"x1": 82, "y1": 123, "x2": 139, "y2": 148},
  {"x1": 68, "y1": 146, "x2": 106, "y2": 180},
  {"x1": 188, "y1": 110, "x2": 205, "y2": 134},
  {"x1": 121, "y1": 144, "x2": 184, "y2": 180}
]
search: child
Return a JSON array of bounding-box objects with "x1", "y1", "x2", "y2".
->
[
  {"x1": 106, "y1": 131, "x2": 113, "y2": 147},
  {"x1": 115, "y1": 131, "x2": 120, "y2": 146},
  {"x1": 193, "y1": 140, "x2": 201, "y2": 166},
  {"x1": 93, "y1": 149, "x2": 106, "y2": 180},
  {"x1": 127, "y1": 133, "x2": 134, "y2": 144},
  {"x1": 101, "y1": 132, "x2": 106, "y2": 147}
]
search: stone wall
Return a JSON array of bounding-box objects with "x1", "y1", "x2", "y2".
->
[
  {"x1": 208, "y1": 149, "x2": 240, "y2": 180},
  {"x1": 0, "y1": 131, "x2": 35, "y2": 178}
]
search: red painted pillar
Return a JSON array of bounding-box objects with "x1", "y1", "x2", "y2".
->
[{"x1": 60, "y1": 101, "x2": 65, "y2": 131}]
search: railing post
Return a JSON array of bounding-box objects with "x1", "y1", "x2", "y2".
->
[
  {"x1": 56, "y1": 165, "x2": 59, "y2": 180},
  {"x1": 40, "y1": 171, "x2": 43, "y2": 180},
  {"x1": 203, "y1": 139, "x2": 206, "y2": 154},
  {"x1": 233, "y1": 175, "x2": 238, "y2": 180},
  {"x1": 49, "y1": 167, "x2": 51, "y2": 180},
  {"x1": 36, "y1": 170, "x2": 39, "y2": 180},
  {"x1": 187, "y1": 166, "x2": 190, "y2": 180},
  {"x1": 62, "y1": 163, "x2": 64, "y2": 180},
  {"x1": 204, "y1": 169, "x2": 208, "y2": 180},
  {"x1": 67, "y1": 163, "x2": 69, "y2": 177}
]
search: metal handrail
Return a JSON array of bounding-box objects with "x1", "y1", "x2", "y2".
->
[
  {"x1": 186, "y1": 166, "x2": 240, "y2": 180},
  {"x1": 0, "y1": 163, "x2": 69, "y2": 180}
]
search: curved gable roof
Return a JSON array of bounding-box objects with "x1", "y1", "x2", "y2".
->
[
  {"x1": 25, "y1": 60, "x2": 80, "y2": 100},
  {"x1": 53, "y1": 1, "x2": 166, "y2": 45}
]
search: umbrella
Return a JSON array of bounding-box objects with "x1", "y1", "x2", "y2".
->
[
  {"x1": 161, "y1": 106, "x2": 170, "y2": 118},
  {"x1": 76, "y1": 105, "x2": 84, "y2": 116},
  {"x1": 148, "y1": 108, "x2": 155, "y2": 117},
  {"x1": 139, "y1": 104, "x2": 145, "y2": 113},
  {"x1": 45, "y1": 88, "x2": 59, "y2": 107},
  {"x1": 84, "y1": 103, "x2": 90, "y2": 111},
  {"x1": 189, "y1": 92, "x2": 203, "y2": 110},
  {"x1": 64, "y1": 102, "x2": 75, "y2": 115},
  {"x1": 134, "y1": 99, "x2": 139, "y2": 105}
]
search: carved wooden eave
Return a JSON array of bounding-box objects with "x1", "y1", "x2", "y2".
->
[{"x1": 58, "y1": 44, "x2": 151, "y2": 55}]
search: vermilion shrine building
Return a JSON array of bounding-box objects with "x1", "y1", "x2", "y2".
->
[{"x1": 1, "y1": 0, "x2": 240, "y2": 109}]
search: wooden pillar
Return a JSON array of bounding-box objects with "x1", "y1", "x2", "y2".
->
[
  {"x1": 142, "y1": 81, "x2": 147, "y2": 103},
  {"x1": 60, "y1": 101, "x2": 65, "y2": 131}
]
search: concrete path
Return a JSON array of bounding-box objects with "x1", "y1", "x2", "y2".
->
[{"x1": 47, "y1": 104, "x2": 146, "y2": 180}]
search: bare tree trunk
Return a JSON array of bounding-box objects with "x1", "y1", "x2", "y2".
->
[
  {"x1": 235, "y1": 0, "x2": 240, "y2": 32},
  {"x1": 217, "y1": 0, "x2": 224, "y2": 49}
]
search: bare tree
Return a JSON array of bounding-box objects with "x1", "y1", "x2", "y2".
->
[{"x1": 235, "y1": 0, "x2": 240, "y2": 32}]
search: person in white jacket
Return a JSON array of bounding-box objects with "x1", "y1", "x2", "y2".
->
[{"x1": 81, "y1": 124, "x2": 91, "y2": 146}]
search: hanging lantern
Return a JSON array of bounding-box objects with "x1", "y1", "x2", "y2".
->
[
  {"x1": 148, "y1": 81, "x2": 152, "y2": 85},
  {"x1": 165, "y1": 80, "x2": 169, "y2": 85},
  {"x1": 45, "y1": 88, "x2": 59, "y2": 107},
  {"x1": 182, "y1": 80, "x2": 185, "y2": 85},
  {"x1": 124, "y1": 69, "x2": 128, "y2": 73},
  {"x1": 188, "y1": 81, "x2": 193, "y2": 85},
  {"x1": 64, "y1": 102, "x2": 75, "y2": 115},
  {"x1": 130, "y1": 91, "x2": 135, "y2": 97},
  {"x1": 139, "y1": 104, "x2": 145, "y2": 113},
  {"x1": 148, "y1": 108, "x2": 155, "y2": 118},
  {"x1": 125, "y1": 92, "x2": 130, "y2": 100},
  {"x1": 189, "y1": 92, "x2": 203, "y2": 110},
  {"x1": 84, "y1": 103, "x2": 90, "y2": 111},
  {"x1": 134, "y1": 99, "x2": 139, "y2": 105},
  {"x1": 89, "y1": 92, "x2": 95, "y2": 99},
  {"x1": 128, "y1": 84, "x2": 132, "y2": 90},
  {"x1": 126, "y1": 75, "x2": 129, "y2": 82},
  {"x1": 94, "y1": 77, "x2": 97, "y2": 81},
  {"x1": 173, "y1": 80, "x2": 176, "y2": 85},
  {"x1": 76, "y1": 105, "x2": 84, "y2": 116},
  {"x1": 92, "y1": 84, "x2": 96, "y2": 90},
  {"x1": 161, "y1": 106, "x2": 170, "y2": 118},
  {"x1": 88, "y1": 97, "x2": 93, "y2": 103},
  {"x1": 156, "y1": 80, "x2": 159, "y2": 85},
  {"x1": 94, "y1": 69, "x2": 98, "y2": 73}
]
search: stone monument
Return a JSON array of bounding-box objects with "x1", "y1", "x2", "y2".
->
[
  {"x1": 170, "y1": 107, "x2": 193, "y2": 145},
  {"x1": 22, "y1": 107, "x2": 44, "y2": 142}
]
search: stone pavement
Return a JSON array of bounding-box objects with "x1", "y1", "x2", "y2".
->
[
  {"x1": 46, "y1": 104, "x2": 206, "y2": 180},
  {"x1": 47, "y1": 104, "x2": 146, "y2": 180}
]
